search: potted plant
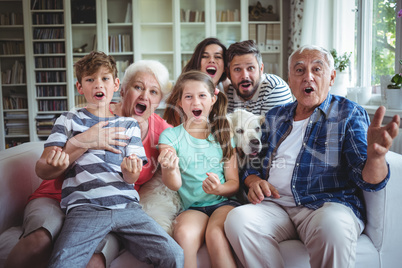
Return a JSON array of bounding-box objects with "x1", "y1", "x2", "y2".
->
[
  {"x1": 330, "y1": 49, "x2": 352, "y2": 97},
  {"x1": 330, "y1": 49, "x2": 352, "y2": 72},
  {"x1": 386, "y1": 59, "x2": 402, "y2": 109},
  {"x1": 387, "y1": 59, "x2": 402, "y2": 89}
]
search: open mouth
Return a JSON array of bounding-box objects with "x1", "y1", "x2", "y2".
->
[
  {"x1": 95, "y1": 92, "x2": 105, "y2": 99},
  {"x1": 192, "y1": 109, "x2": 202, "y2": 117},
  {"x1": 239, "y1": 80, "x2": 252, "y2": 89},
  {"x1": 206, "y1": 67, "x2": 217, "y2": 76},
  {"x1": 305, "y1": 87, "x2": 314, "y2": 93},
  {"x1": 135, "y1": 103, "x2": 147, "y2": 115}
]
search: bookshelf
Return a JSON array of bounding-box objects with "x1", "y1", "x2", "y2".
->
[
  {"x1": 0, "y1": 0, "x2": 284, "y2": 150},
  {"x1": 248, "y1": 0, "x2": 283, "y2": 76},
  {"x1": 29, "y1": 0, "x2": 70, "y2": 139},
  {"x1": 0, "y1": 0, "x2": 30, "y2": 149}
]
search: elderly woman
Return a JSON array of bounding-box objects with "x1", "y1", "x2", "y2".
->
[{"x1": 4, "y1": 60, "x2": 173, "y2": 268}]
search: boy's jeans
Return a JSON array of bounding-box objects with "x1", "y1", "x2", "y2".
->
[{"x1": 48, "y1": 202, "x2": 184, "y2": 268}]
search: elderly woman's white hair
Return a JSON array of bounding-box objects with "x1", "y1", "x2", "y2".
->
[
  {"x1": 288, "y1": 45, "x2": 335, "y2": 72},
  {"x1": 121, "y1": 60, "x2": 172, "y2": 96}
]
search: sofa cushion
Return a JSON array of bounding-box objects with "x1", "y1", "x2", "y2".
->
[{"x1": 0, "y1": 226, "x2": 22, "y2": 266}]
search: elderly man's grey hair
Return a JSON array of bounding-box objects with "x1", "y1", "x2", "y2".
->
[
  {"x1": 288, "y1": 45, "x2": 335, "y2": 72},
  {"x1": 121, "y1": 60, "x2": 172, "y2": 96}
]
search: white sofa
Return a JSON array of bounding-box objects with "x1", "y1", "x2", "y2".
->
[{"x1": 0, "y1": 142, "x2": 402, "y2": 268}]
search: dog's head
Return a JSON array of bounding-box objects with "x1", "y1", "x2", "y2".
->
[{"x1": 227, "y1": 109, "x2": 265, "y2": 158}]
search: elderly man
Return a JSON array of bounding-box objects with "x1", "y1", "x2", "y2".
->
[
  {"x1": 224, "y1": 45, "x2": 400, "y2": 268},
  {"x1": 225, "y1": 40, "x2": 293, "y2": 115}
]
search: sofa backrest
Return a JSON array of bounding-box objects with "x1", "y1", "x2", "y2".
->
[{"x1": 0, "y1": 142, "x2": 44, "y2": 233}]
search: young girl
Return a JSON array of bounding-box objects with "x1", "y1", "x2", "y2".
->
[
  {"x1": 158, "y1": 70, "x2": 239, "y2": 268},
  {"x1": 163, "y1": 38, "x2": 230, "y2": 126}
]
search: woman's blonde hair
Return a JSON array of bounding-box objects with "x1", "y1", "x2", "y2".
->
[{"x1": 165, "y1": 70, "x2": 233, "y2": 161}]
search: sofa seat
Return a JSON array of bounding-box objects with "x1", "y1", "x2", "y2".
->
[{"x1": 1, "y1": 142, "x2": 402, "y2": 267}]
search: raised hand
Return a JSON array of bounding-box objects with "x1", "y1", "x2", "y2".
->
[
  {"x1": 46, "y1": 147, "x2": 70, "y2": 172},
  {"x1": 202, "y1": 172, "x2": 222, "y2": 195},
  {"x1": 68, "y1": 121, "x2": 129, "y2": 154},
  {"x1": 363, "y1": 106, "x2": 400, "y2": 184},
  {"x1": 121, "y1": 154, "x2": 143, "y2": 184},
  {"x1": 158, "y1": 148, "x2": 179, "y2": 172},
  {"x1": 367, "y1": 106, "x2": 400, "y2": 158}
]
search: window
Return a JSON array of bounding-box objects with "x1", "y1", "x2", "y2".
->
[{"x1": 353, "y1": 0, "x2": 402, "y2": 100}]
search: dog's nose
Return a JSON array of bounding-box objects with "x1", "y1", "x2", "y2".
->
[{"x1": 250, "y1": 139, "x2": 260, "y2": 145}]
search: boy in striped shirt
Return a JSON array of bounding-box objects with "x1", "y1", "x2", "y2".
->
[{"x1": 35, "y1": 51, "x2": 183, "y2": 268}]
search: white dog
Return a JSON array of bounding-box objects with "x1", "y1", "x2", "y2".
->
[
  {"x1": 138, "y1": 168, "x2": 182, "y2": 236},
  {"x1": 227, "y1": 109, "x2": 265, "y2": 169},
  {"x1": 227, "y1": 109, "x2": 265, "y2": 203}
]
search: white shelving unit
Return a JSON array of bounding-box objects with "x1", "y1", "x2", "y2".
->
[
  {"x1": 0, "y1": 0, "x2": 30, "y2": 150},
  {"x1": 0, "y1": 0, "x2": 283, "y2": 150}
]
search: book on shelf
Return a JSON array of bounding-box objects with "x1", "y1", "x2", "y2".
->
[
  {"x1": 35, "y1": 114, "x2": 57, "y2": 121},
  {"x1": 249, "y1": 24, "x2": 257, "y2": 43},
  {"x1": 5, "y1": 119, "x2": 29, "y2": 135},
  {"x1": 272, "y1": 24, "x2": 281, "y2": 51},
  {"x1": 4, "y1": 111, "x2": 28, "y2": 120},
  {"x1": 181, "y1": 9, "x2": 205, "y2": 22},
  {"x1": 257, "y1": 24, "x2": 266, "y2": 52},
  {"x1": 0, "y1": 40, "x2": 25, "y2": 55},
  {"x1": 109, "y1": 34, "x2": 131, "y2": 53},
  {"x1": 216, "y1": 10, "x2": 239, "y2": 22},
  {"x1": 265, "y1": 24, "x2": 274, "y2": 51},
  {"x1": 36, "y1": 114, "x2": 56, "y2": 136},
  {"x1": 3, "y1": 94, "x2": 28, "y2": 110},
  {"x1": 116, "y1": 60, "x2": 130, "y2": 81},
  {"x1": 92, "y1": 34, "x2": 97, "y2": 51},
  {"x1": 0, "y1": 12, "x2": 23, "y2": 25},
  {"x1": 1, "y1": 61, "x2": 25, "y2": 85},
  {"x1": 124, "y1": 2, "x2": 132, "y2": 23}
]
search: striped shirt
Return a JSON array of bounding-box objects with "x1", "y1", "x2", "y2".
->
[
  {"x1": 45, "y1": 108, "x2": 147, "y2": 213},
  {"x1": 244, "y1": 94, "x2": 390, "y2": 222},
  {"x1": 226, "y1": 73, "x2": 293, "y2": 115}
]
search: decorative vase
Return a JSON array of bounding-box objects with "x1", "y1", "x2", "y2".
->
[
  {"x1": 386, "y1": 86, "x2": 402, "y2": 109},
  {"x1": 331, "y1": 69, "x2": 349, "y2": 97}
]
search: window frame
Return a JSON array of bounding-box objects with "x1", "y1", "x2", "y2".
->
[{"x1": 356, "y1": 0, "x2": 402, "y2": 89}]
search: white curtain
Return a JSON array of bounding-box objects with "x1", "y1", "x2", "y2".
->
[{"x1": 289, "y1": 0, "x2": 355, "y2": 56}]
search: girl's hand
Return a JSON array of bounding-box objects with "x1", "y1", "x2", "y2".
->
[
  {"x1": 69, "y1": 121, "x2": 129, "y2": 154},
  {"x1": 121, "y1": 154, "x2": 143, "y2": 184},
  {"x1": 202, "y1": 172, "x2": 222, "y2": 195},
  {"x1": 46, "y1": 147, "x2": 70, "y2": 171},
  {"x1": 158, "y1": 148, "x2": 179, "y2": 172}
]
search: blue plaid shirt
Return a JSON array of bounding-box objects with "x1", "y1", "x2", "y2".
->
[{"x1": 243, "y1": 94, "x2": 390, "y2": 222}]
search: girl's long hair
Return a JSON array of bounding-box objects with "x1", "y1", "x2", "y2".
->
[{"x1": 167, "y1": 70, "x2": 233, "y2": 161}]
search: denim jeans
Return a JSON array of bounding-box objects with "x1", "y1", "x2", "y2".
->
[
  {"x1": 189, "y1": 199, "x2": 241, "y2": 217},
  {"x1": 48, "y1": 202, "x2": 184, "y2": 268}
]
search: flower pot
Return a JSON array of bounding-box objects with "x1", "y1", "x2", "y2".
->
[
  {"x1": 386, "y1": 87, "x2": 402, "y2": 109},
  {"x1": 331, "y1": 70, "x2": 349, "y2": 97}
]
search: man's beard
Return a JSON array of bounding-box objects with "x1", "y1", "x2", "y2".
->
[{"x1": 235, "y1": 80, "x2": 259, "y2": 101}]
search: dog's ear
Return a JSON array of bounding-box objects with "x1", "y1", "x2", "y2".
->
[{"x1": 259, "y1": 115, "x2": 265, "y2": 126}]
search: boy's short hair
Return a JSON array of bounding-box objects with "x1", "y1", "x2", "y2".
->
[{"x1": 74, "y1": 51, "x2": 118, "y2": 84}]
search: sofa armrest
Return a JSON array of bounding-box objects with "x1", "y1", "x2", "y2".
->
[
  {"x1": 0, "y1": 142, "x2": 45, "y2": 234},
  {"x1": 363, "y1": 151, "x2": 402, "y2": 266}
]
